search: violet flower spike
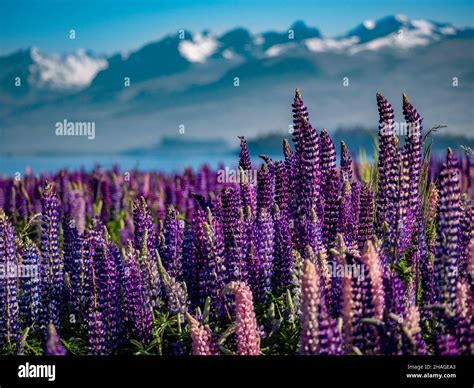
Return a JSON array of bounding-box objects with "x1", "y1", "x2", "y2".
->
[
  {"x1": 45, "y1": 323, "x2": 66, "y2": 356},
  {"x1": 0, "y1": 210, "x2": 20, "y2": 348}
]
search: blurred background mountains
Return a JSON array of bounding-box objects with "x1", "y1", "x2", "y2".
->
[{"x1": 1, "y1": 14, "x2": 473, "y2": 167}]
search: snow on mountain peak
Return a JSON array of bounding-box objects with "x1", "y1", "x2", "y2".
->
[
  {"x1": 264, "y1": 43, "x2": 292, "y2": 57},
  {"x1": 440, "y1": 26, "x2": 456, "y2": 35},
  {"x1": 222, "y1": 49, "x2": 235, "y2": 59},
  {"x1": 29, "y1": 48, "x2": 108, "y2": 90},
  {"x1": 259, "y1": 15, "x2": 463, "y2": 57},
  {"x1": 395, "y1": 14, "x2": 409, "y2": 23},
  {"x1": 178, "y1": 33, "x2": 218, "y2": 63},
  {"x1": 305, "y1": 37, "x2": 359, "y2": 53},
  {"x1": 363, "y1": 20, "x2": 375, "y2": 30},
  {"x1": 411, "y1": 19, "x2": 436, "y2": 32},
  {"x1": 345, "y1": 16, "x2": 461, "y2": 54}
]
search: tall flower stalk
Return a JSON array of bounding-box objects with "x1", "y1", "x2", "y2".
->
[
  {"x1": 0, "y1": 210, "x2": 20, "y2": 349},
  {"x1": 225, "y1": 281, "x2": 260, "y2": 355}
]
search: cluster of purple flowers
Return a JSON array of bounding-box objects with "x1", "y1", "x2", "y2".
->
[{"x1": 0, "y1": 89, "x2": 472, "y2": 355}]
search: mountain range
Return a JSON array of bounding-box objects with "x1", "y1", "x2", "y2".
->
[{"x1": 1, "y1": 15, "x2": 473, "y2": 154}]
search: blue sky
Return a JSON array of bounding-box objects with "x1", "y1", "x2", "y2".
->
[{"x1": 1, "y1": 0, "x2": 473, "y2": 55}]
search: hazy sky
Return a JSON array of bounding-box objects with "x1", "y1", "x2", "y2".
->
[{"x1": 1, "y1": 0, "x2": 473, "y2": 55}]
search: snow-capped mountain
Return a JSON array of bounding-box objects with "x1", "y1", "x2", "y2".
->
[
  {"x1": 28, "y1": 48, "x2": 108, "y2": 90},
  {"x1": 0, "y1": 47, "x2": 107, "y2": 95},
  {"x1": 1, "y1": 15, "x2": 473, "y2": 153},
  {"x1": 343, "y1": 15, "x2": 469, "y2": 53},
  {"x1": 2, "y1": 15, "x2": 470, "y2": 94}
]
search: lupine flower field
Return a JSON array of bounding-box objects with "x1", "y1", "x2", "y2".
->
[{"x1": 0, "y1": 90, "x2": 472, "y2": 356}]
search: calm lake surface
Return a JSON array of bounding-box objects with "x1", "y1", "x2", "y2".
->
[{"x1": 0, "y1": 152, "x2": 281, "y2": 176}]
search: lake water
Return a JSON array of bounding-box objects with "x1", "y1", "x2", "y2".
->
[{"x1": 0, "y1": 152, "x2": 282, "y2": 176}]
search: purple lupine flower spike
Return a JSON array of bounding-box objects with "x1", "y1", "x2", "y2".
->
[
  {"x1": 274, "y1": 161, "x2": 289, "y2": 219},
  {"x1": 349, "y1": 181, "x2": 361, "y2": 251},
  {"x1": 385, "y1": 272, "x2": 407, "y2": 318},
  {"x1": 139, "y1": 229, "x2": 161, "y2": 311},
  {"x1": 133, "y1": 196, "x2": 157, "y2": 253},
  {"x1": 317, "y1": 303, "x2": 343, "y2": 355},
  {"x1": 340, "y1": 141, "x2": 353, "y2": 182},
  {"x1": 182, "y1": 222, "x2": 200, "y2": 307},
  {"x1": 385, "y1": 137, "x2": 402, "y2": 260},
  {"x1": 110, "y1": 172, "x2": 123, "y2": 218},
  {"x1": 69, "y1": 183, "x2": 86, "y2": 235},
  {"x1": 299, "y1": 117, "x2": 322, "y2": 217},
  {"x1": 351, "y1": 252, "x2": 380, "y2": 355},
  {"x1": 220, "y1": 187, "x2": 244, "y2": 282},
  {"x1": 305, "y1": 208, "x2": 325, "y2": 256},
  {"x1": 0, "y1": 210, "x2": 20, "y2": 348},
  {"x1": 156, "y1": 251, "x2": 188, "y2": 316},
  {"x1": 398, "y1": 93, "x2": 423, "y2": 254},
  {"x1": 239, "y1": 167, "x2": 257, "y2": 218},
  {"x1": 435, "y1": 149, "x2": 462, "y2": 311},
  {"x1": 319, "y1": 129, "x2": 339, "y2": 247},
  {"x1": 45, "y1": 323, "x2": 66, "y2": 355},
  {"x1": 458, "y1": 194, "x2": 473, "y2": 279},
  {"x1": 375, "y1": 92, "x2": 396, "y2": 233},
  {"x1": 246, "y1": 240, "x2": 260, "y2": 299},
  {"x1": 161, "y1": 206, "x2": 184, "y2": 279},
  {"x1": 291, "y1": 88, "x2": 309, "y2": 155},
  {"x1": 272, "y1": 205, "x2": 293, "y2": 292},
  {"x1": 402, "y1": 93, "x2": 423, "y2": 180},
  {"x1": 123, "y1": 243, "x2": 152, "y2": 345},
  {"x1": 104, "y1": 241, "x2": 125, "y2": 350},
  {"x1": 322, "y1": 168, "x2": 339, "y2": 249},
  {"x1": 90, "y1": 221, "x2": 124, "y2": 352},
  {"x1": 338, "y1": 180, "x2": 354, "y2": 249},
  {"x1": 200, "y1": 220, "x2": 226, "y2": 315},
  {"x1": 256, "y1": 207, "x2": 274, "y2": 303},
  {"x1": 283, "y1": 139, "x2": 297, "y2": 196},
  {"x1": 319, "y1": 129, "x2": 337, "y2": 186},
  {"x1": 238, "y1": 136, "x2": 252, "y2": 172},
  {"x1": 40, "y1": 183, "x2": 63, "y2": 332},
  {"x1": 256, "y1": 163, "x2": 272, "y2": 216},
  {"x1": 19, "y1": 238, "x2": 41, "y2": 328},
  {"x1": 357, "y1": 183, "x2": 374, "y2": 253},
  {"x1": 436, "y1": 335, "x2": 460, "y2": 355},
  {"x1": 87, "y1": 310, "x2": 108, "y2": 355}
]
